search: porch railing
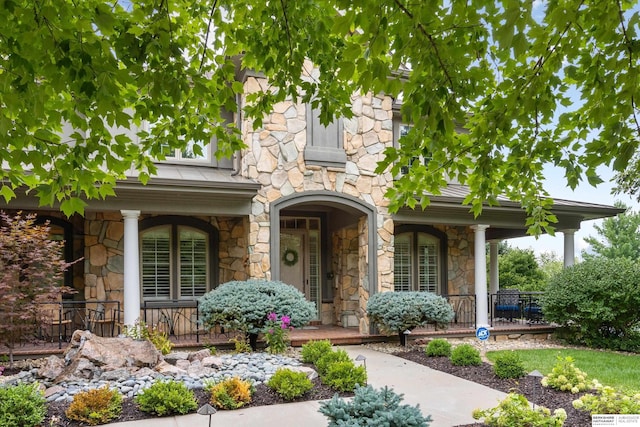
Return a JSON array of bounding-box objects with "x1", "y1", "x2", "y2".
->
[
  {"x1": 489, "y1": 291, "x2": 545, "y2": 327},
  {"x1": 36, "y1": 300, "x2": 121, "y2": 349}
]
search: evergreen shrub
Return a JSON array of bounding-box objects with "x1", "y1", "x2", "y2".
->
[
  {"x1": 199, "y1": 280, "x2": 316, "y2": 335},
  {"x1": 0, "y1": 383, "x2": 46, "y2": 427},
  {"x1": 543, "y1": 258, "x2": 640, "y2": 352},
  {"x1": 425, "y1": 338, "x2": 452, "y2": 357},
  {"x1": 65, "y1": 386, "x2": 122, "y2": 425},
  {"x1": 301, "y1": 339, "x2": 333, "y2": 364},
  {"x1": 493, "y1": 352, "x2": 527, "y2": 379},
  {"x1": 322, "y1": 361, "x2": 367, "y2": 392},
  {"x1": 450, "y1": 344, "x2": 482, "y2": 366},
  {"x1": 205, "y1": 376, "x2": 253, "y2": 409},
  {"x1": 135, "y1": 380, "x2": 197, "y2": 415},
  {"x1": 315, "y1": 348, "x2": 351, "y2": 376},
  {"x1": 319, "y1": 384, "x2": 432, "y2": 426},
  {"x1": 367, "y1": 292, "x2": 454, "y2": 342},
  {"x1": 266, "y1": 368, "x2": 313, "y2": 400}
]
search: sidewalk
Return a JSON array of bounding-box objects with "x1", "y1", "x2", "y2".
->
[{"x1": 110, "y1": 345, "x2": 507, "y2": 427}]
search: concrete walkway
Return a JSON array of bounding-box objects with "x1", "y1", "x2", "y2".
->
[{"x1": 110, "y1": 346, "x2": 507, "y2": 427}]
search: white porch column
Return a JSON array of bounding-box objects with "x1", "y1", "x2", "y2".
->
[
  {"x1": 121, "y1": 210, "x2": 141, "y2": 327},
  {"x1": 562, "y1": 229, "x2": 577, "y2": 268},
  {"x1": 489, "y1": 240, "x2": 500, "y2": 295},
  {"x1": 472, "y1": 225, "x2": 490, "y2": 328}
]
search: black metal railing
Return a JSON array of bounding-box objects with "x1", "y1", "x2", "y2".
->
[
  {"x1": 444, "y1": 294, "x2": 476, "y2": 329},
  {"x1": 36, "y1": 300, "x2": 121, "y2": 349},
  {"x1": 490, "y1": 291, "x2": 545, "y2": 327}
]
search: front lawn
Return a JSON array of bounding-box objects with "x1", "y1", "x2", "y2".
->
[{"x1": 486, "y1": 348, "x2": 640, "y2": 392}]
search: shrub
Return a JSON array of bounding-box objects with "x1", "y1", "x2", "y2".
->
[
  {"x1": 266, "y1": 368, "x2": 313, "y2": 400},
  {"x1": 230, "y1": 335, "x2": 253, "y2": 353},
  {"x1": 0, "y1": 383, "x2": 46, "y2": 427},
  {"x1": 199, "y1": 280, "x2": 316, "y2": 335},
  {"x1": 450, "y1": 344, "x2": 482, "y2": 366},
  {"x1": 319, "y1": 384, "x2": 432, "y2": 426},
  {"x1": 205, "y1": 376, "x2": 253, "y2": 409},
  {"x1": 135, "y1": 380, "x2": 198, "y2": 416},
  {"x1": 573, "y1": 385, "x2": 640, "y2": 414},
  {"x1": 322, "y1": 361, "x2": 367, "y2": 392},
  {"x1": 65, "y1": 386, "x2": 122, "y2": 426},
  {"x1": 472, "y1": 393, "x2": 567, "y2": 427},
  {"x1": 367, "y1": 292, "x2": 454, "y2": 344},
  {"x1": 493, "y1": 352, "x2": 527, "y2": 379},
  {"x1": 543, "y1": 257, "x2": 640, "y2": 351},
  {"x1": 301, "y1": 339, "x2": 333, "y2": 364},
  {"x1": 147, "y1": 326, "x2": 173, "y2": 355},
  {"x1": 315, "y1": 348, "x2": 351, "y2": 376},
  {"x1": 541, "y1": 356, "x2": 595, "y2": 393},
  {"x1": 425, "y1": 339, "x2": 452, "y2": 357}
]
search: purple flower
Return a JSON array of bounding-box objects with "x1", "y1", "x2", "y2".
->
[
  {"x1": 280, "y1": 315, "x2": 291, "y2": 325},
  {"x1": 267, "y1": 312, "x2": 278, "y2": 322}
]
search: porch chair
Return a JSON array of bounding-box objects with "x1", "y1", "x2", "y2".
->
[
  {"x1": 494, "y1": 289, "x2": 521, "y2": 321},
  {"x1": 87, "y1": 303, "x2": 120, "y2": 337},
  {"x1": 39, "y1": 303, "x2": 72, "y2": 343}
]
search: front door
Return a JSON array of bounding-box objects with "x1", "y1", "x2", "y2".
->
[
  {"x1": 280, "y1": 217, "x2": 322, "y2": 321},
  {"x1": 280, "y1": 230, "x2": 307, "y2": 298}
]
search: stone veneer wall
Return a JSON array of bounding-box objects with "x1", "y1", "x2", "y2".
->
[
  {"x1": 440, "y1": 225, "x2": 475, "y2": 295},
  {"x1": 331, "y1": 226, "x2": 360, "y2": 327},
  {"x1": 240, "y1": 74, "x2": 397, "y2": 333},
  {"x1": 83, "y1": 214, "x2": 250, "y2": 310}
]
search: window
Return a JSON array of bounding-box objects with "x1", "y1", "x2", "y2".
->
[
  {"x1": 140, "y1": 217, "x2": 218, "y2": 300},
  {"x1": 143, "y1": 109, "x2": 235, "y2": 168},
  {"x1": 394, "y1": 226, "x2": 446, "y2": 294},
  {"x1": 304, "y1": 105, "x2": 346, "y2": 167},
  {"x1": 395, "y1": 123, "x2": 432, "y2": 175}
]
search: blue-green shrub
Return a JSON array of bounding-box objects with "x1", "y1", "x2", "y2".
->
[
  {"x1": 0, "y1": 383, "x2": 46, "y2": 427},
  {"x1": 543, "y1": 258, "x2": 640, "y2": 352},
  {"x1": 367, "y1": 291, "x2": 454, "y2": 339},
  {"x1": 199, "y1": 280, "x2": 316, "y2": 335},
  {"x1": 319, "y1": 384, "x2": 432, "y2": 426}
]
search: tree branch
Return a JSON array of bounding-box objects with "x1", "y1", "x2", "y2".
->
[
  {"x1": 392, "y1": 0, "x2": 455, "y2": 91},
  {"x1": 200, "y1": 0, "x2": 218, "y2": 73},
  {"x1": 616, "y1": 0, "x2": 640, "y2": 136}
]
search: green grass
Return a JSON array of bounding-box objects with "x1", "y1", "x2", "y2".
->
[{"x1": 486, "y1": 348, "x2": 640, "y2": 392}]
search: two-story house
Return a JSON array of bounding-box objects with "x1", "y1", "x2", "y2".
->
[{"x1": 1, "y1": 67, "x2": 623, "y2": 338}]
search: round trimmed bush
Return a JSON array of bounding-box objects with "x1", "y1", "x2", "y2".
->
[
  {"x1": 199, "y1": 280, "x2": 316, "y2": 335},
  {"x1": 492, "y1": 352, "x2": 526, "y2": 379},
  {"x1": 450, "y1": 344, "x2": 482, "y2": 366},
  {"x1": 543, "y1": 258, "x2": 640, "y2": 351},
  {"x1": 367, "y1": 291, "x2": 454, "y2": 344},
  {"x1": 425, "y1": 339, "x2": 452, "y2": 357},
  {"x1": 0, "y1": 383, "x2": 46, "y2": 427}
]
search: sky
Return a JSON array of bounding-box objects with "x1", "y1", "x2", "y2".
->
[{"x1": 509, "y1": 165, "x2": 640, "y2": 259}]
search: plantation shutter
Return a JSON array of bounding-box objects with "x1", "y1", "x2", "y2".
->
[
  {"x1": 179, "y1": 228, "x2": 208, "y2": 298},
  {"x1": 394, "y1": 233, "x2": 412, "y2": 292},
  {"x1": 141, "y1": 228, "x2": 171, "y2": 299}
]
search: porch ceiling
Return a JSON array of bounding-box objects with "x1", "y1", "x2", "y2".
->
[{"x1": 393, "y1": 184, "x2": 625, "y2": 239}]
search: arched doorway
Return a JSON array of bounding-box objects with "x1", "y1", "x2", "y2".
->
[{"x1": 270, "y1": 191, "x2": 377, "y2": 333}]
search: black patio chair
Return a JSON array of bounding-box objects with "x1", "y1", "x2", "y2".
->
[{"x1": 494, "y1": 289, "x2": 521, "y2": 321}]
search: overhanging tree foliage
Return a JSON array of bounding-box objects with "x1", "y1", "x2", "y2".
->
[{"x1": 2, "y1": 1, "x2": 640, "y2": 231}]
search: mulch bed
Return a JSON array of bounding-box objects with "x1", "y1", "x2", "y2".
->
[
  {"x1": 43, "y1": 377, "x2": 346, "y2": 426},
  {"x1": 8, "y1": 350, "x2": 593, "y2": 426},
  {"x1": 394, "y1": 350, "x2": 593, "y2": 427}
]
